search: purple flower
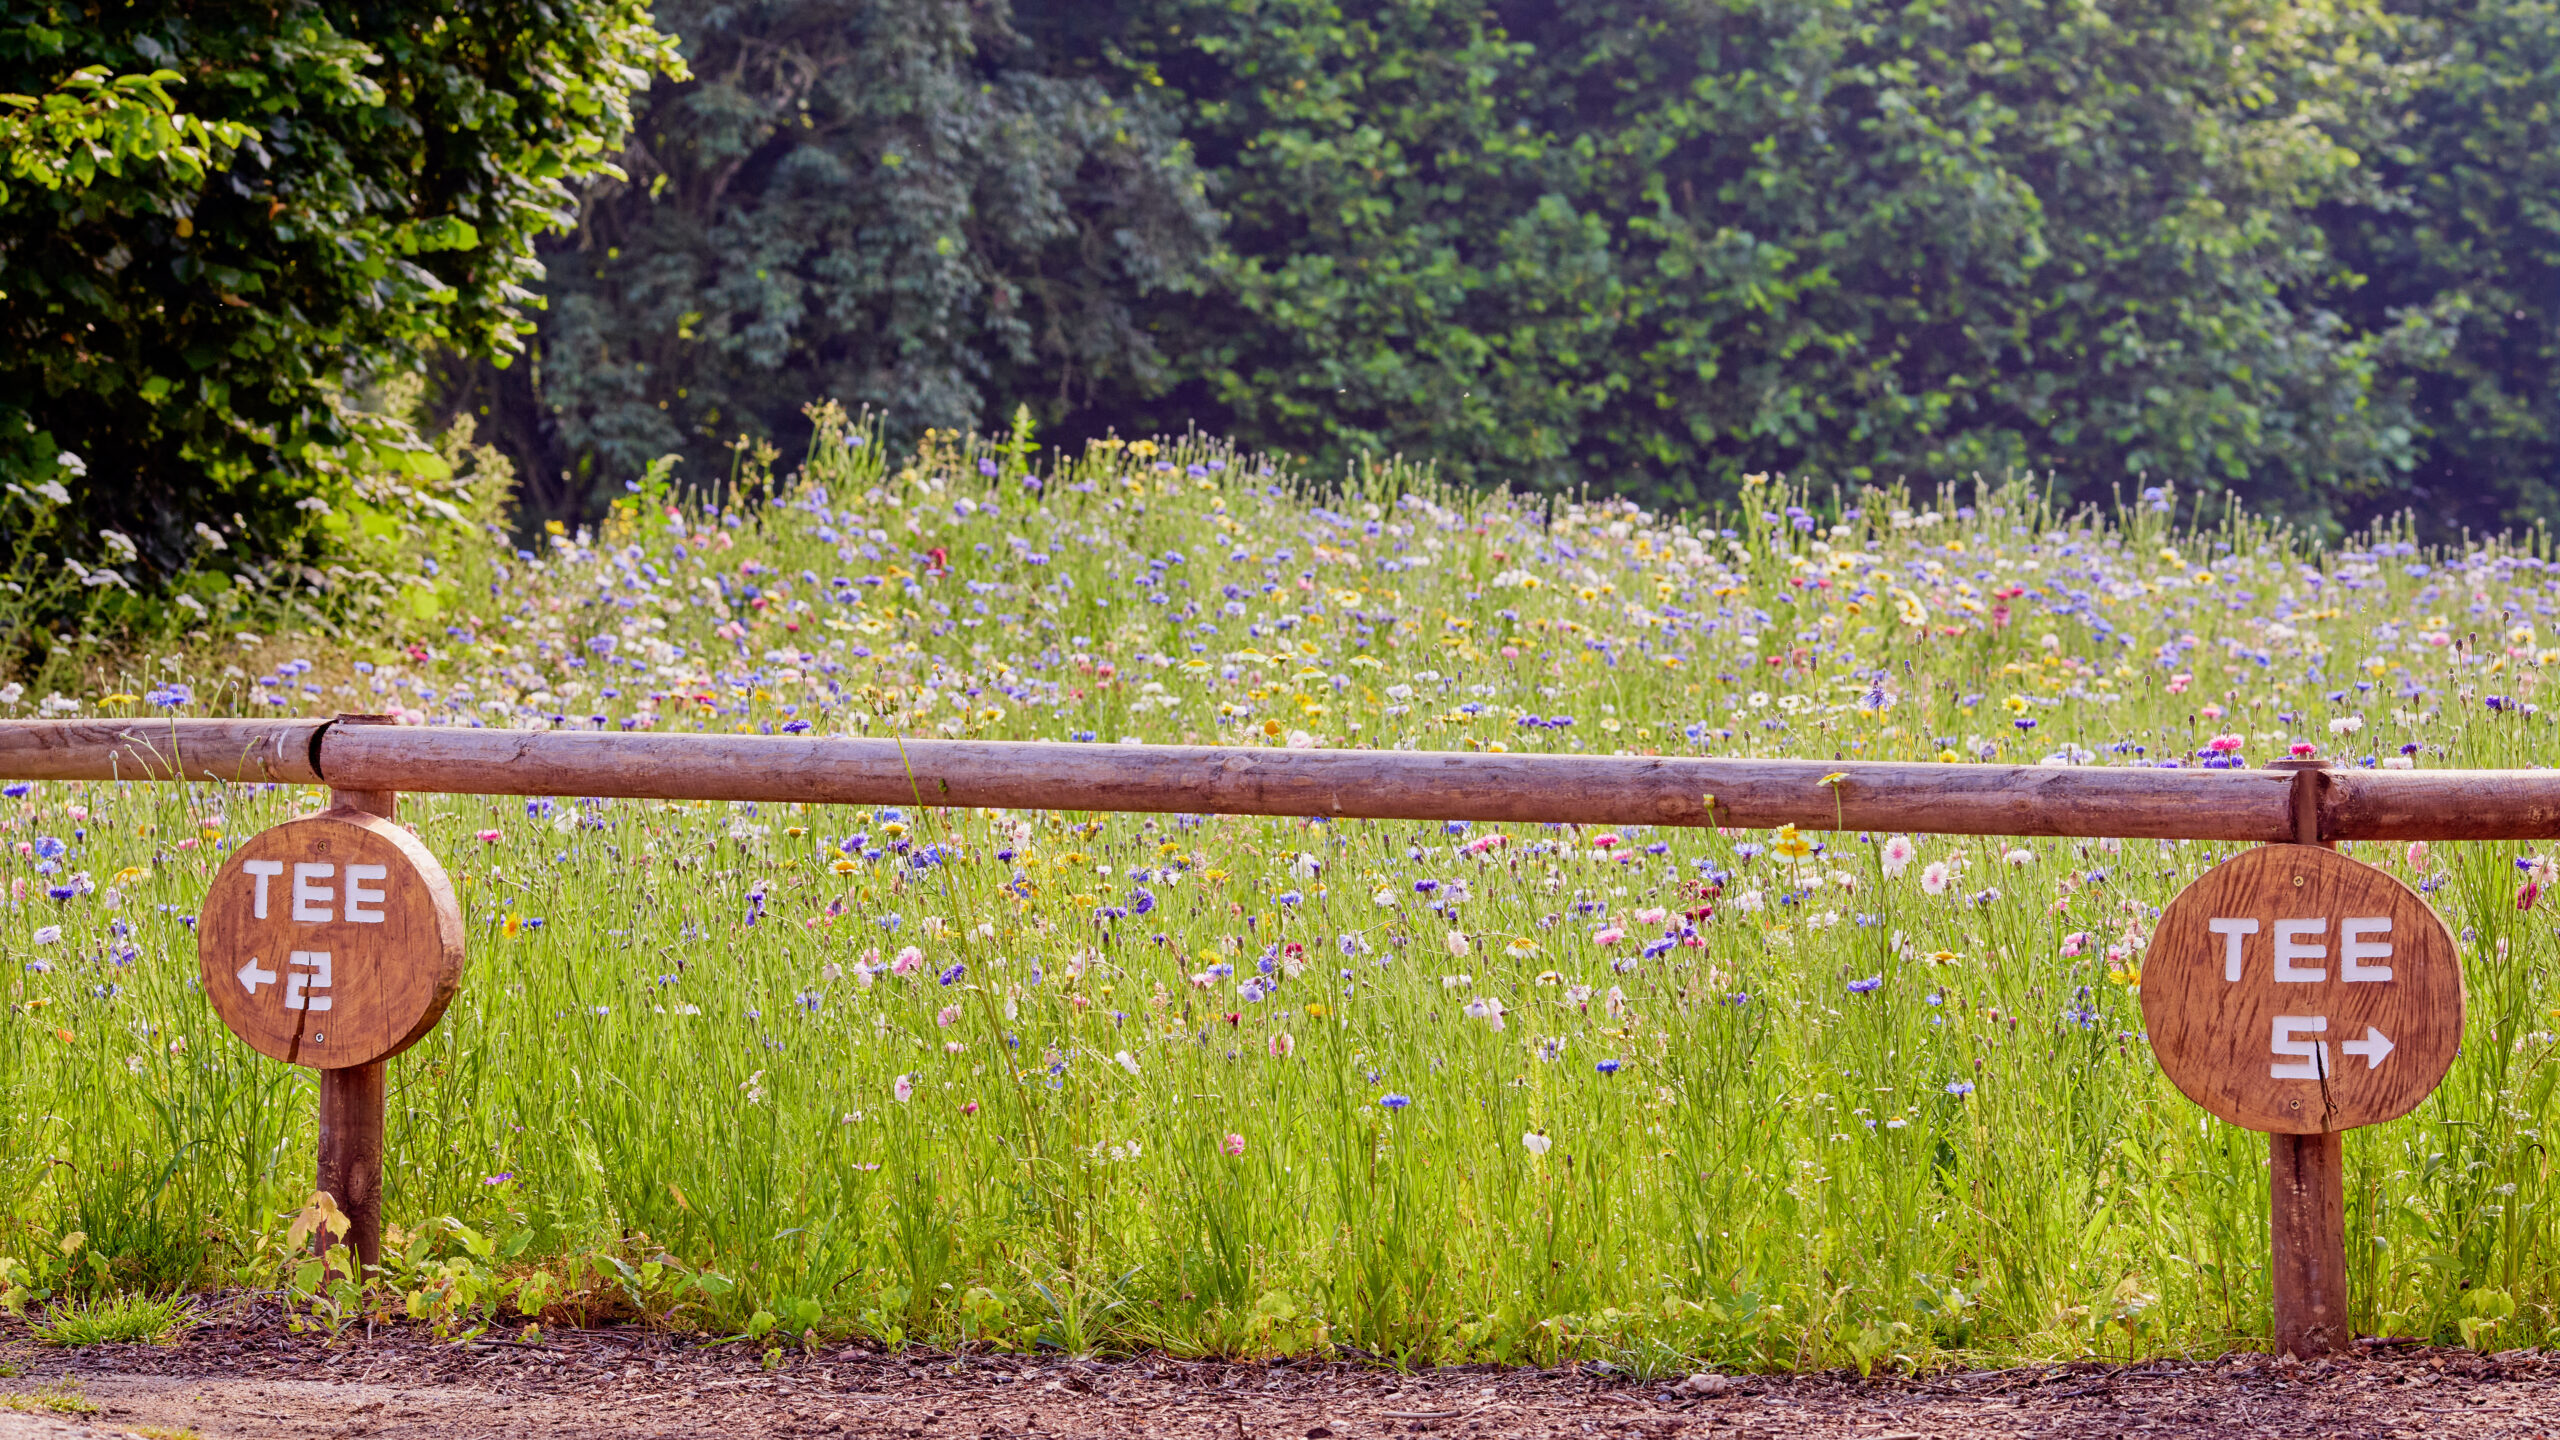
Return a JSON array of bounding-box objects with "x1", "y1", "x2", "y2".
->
[
  {"x1": 1847, "y1": 975, "x2": 1883, "y2": 994},
  {"x1": 1946, "y1": 1080, "x2": 1976, "y2": 1097},
  {"x1": 938, "y1": 963, "x2": 966, "y2": 986},
  {"x1": 1596, "y1": 1059, "x2": 1622, "y2": 1075},
  {"x1": 1379, "y1": 1093, "x2": 1413, "y2": 1111}
]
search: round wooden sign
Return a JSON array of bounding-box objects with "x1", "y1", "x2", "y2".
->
[
  {"x1": 2142, "y1": 844, "x2": 2461, "y2": 1134},
  {"x1": 196, "y1": 807, "x2": 464, "y2": 1070}
]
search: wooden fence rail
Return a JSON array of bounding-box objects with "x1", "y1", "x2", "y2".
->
[{"x1": 0, "y1": 716, "x2": 2553, "y2": 840}]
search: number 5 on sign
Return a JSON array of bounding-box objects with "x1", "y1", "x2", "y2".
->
[{"x1": 198, "y1": 808, "x2": 464, "y2": 1070}]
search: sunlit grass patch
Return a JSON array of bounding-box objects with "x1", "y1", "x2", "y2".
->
[
  {"x1": 30, "y1": 1291, "x2": 200, "y2": 1347},
  {"x1": 0, "y1": 1384, "x2": 101, "y2": 1415}
]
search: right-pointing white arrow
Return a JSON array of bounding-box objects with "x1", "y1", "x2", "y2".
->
[
  {"x1": 236, "y1": 957, "x2": 278, "y2": 996},
  {"x1": 2340, "y1": 1025, "x2": 2395, "y2": 1069}
]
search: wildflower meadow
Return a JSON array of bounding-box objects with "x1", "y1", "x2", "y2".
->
[{"x1": 5, "y1": 410, "x2": 2559, "y2": 1370}]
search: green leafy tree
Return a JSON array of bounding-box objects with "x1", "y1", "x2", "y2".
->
[
  {"x1": 446, "y1": 0, "x2": 1220, "y2": 521},
  {"x1": 1094, "y1": 0, "x2": 2425, "y2": 524},
  {"x1": 0, "y1": 3, "x2": 681, "y2": 633},
  {"x1": 2319, "y1": 0, "x2": 2560, "y2": 535}
]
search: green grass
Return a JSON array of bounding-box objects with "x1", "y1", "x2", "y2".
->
[
  {"x1": 28, "y1": 1291, "x2": 199, "y2": 1347},
  {"x1": 0, "y1": 1386, "x2": 100, "y2": 1416},
  {"x1": 5, "y1": 417, "x2": 2560, "y2": 1368}
]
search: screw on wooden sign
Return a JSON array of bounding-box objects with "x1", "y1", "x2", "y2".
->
[
  {"x1": 2142, "y1": 844, "x2": 2463, "y2": 1134},
  {"x1": 196, "y1": 806, "x2": 464, "y2": 1070}
]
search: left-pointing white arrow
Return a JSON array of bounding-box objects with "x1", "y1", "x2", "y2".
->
[
  {"x1": 2339, "y1": 1025, "x2": 2396, "y2": 1070},
  {"x1": 236, "y1": 957, "x2": 278, "y2": 995}
]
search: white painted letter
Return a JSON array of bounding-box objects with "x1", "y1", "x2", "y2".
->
[
  {"x1": 2341, "y1": 916, "x2": 2393, "y2": 983},
  {"x1": 2271, "y1": 1015, "x2": 2329, "y2": 1079},
  {"x1": 291, "y1": 862, "x2": 335, "y2": 923},
  {"x1": 2209, "y1": 917, "x2": 2260, "y2": 982},
  {"x1": 2274, "y1": 918, "x2": 2327, "y2": 982},
  {"x1": 348, "y1": 855, "x2": 391, "y2": 922},
  {"x1": 285, "y1": 950, "x2": 333, "y2": 1012},
  {"x1": 243, "y1": 859, "x2": 284, "y2": 918}
]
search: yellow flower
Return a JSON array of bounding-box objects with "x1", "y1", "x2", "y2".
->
[
  {"x1": 1817, "y1": 772, "x2": 1848, "y2": 789},
  {"x1": 1263, "y1": 718, "x2": 1284, "y2": 737},
  {"x1": 831, "y1": 857, "x2": 859, "y2": 875},
  {"x1": 1771, "y1": 824, "x2": 1813, "y2": 860},
  {"x1": 1925, "y1": 949, "x2": 1963, "y2": 966},
  {"x1": 2003, "y1": 695, "x2": 2030, "y2": 715},
  {"x1": 1305, "y1": 1003, "x2": 1330, "y2": 1019},
  {"x1": 111, "y1": 866, "x2": 147, "y2": 886}
]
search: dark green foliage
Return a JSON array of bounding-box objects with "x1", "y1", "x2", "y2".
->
[
  {"x1": 1117, "y1": 0, "x2": 2426, "y2": 524},
  {"x1": 0, "y1": 2, "x2": 678, "y2": 600},
  {"x1": 446, "y1": 0, "x2": 1220, "y2": 518},
  {"x1": 2320, "y1": 0, "x2": 2560, "y2": 536}
]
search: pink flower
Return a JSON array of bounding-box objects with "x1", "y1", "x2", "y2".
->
[
  {"x1": 2521, "y1": 882, "x2": 2542, "y2": 913},
  {"x1": 1592, "y1": 926, "x2": 1625, "y2": 947},
  {"x1": 2061, "y1": 931, "x2": 2091, "y2": 958},
  {"x1": 1920, "y1": 861, "x2": 1952, "y2": 896},
  {"x1": 1221, "y1": 1133, "x2": 1246, "y2": 1157},
  {"x1": 962, "y1": 1100, "x2": 980, "y2": 1115},
  {"x1": 893, "y1": 1074, "x2": 914, "y2": 1103},
  {"x1": 2405, "y1": 842, "x2": 2428, "y2": 869},
  {"x1": 2205, "y1": 734, "x2": 2244, "y2": 754},
  {"x1": 891, "y1": 946, "x2": 924, "y2": 975},
  {"x1": 2167, "y1": 673, "x2": 2192, "y2": 693},
  {"x1": 1592, "y1": 833, "x2": 1622, "y2": 850},
  {"x1": 475, "y1": 828, "x2": 503, "y2": 843},
  {"x1": 2198, "y1": 704, "x2": 2226, "y2": 720},
  {"x1": 1634, "y1": 906, "x2": 1668, "y2": 925},
  {"x1": 1880, "y1": 834, "x2": 1916, "y2": 877},
  {"x1": 2288, "y1": 742, "x2": 2317, "y2": 758},
  {"x1": 936, "y1": 1004, "x2": 962, "y2": 1027}
]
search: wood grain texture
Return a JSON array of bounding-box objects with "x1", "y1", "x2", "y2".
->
[
  {"x1": 2324, "y1": 770, "x2": 2560, "y2": 840},
  {"x1": 308, "y1": 727, "x2": 2306, "y2": 838},
  {"x1": 2270, "y1": 1131, "x2": 2349, "y2": 1358},
  {"x1": 315, "y1": 1060, "x2": 386, "y2": 1273},
  {"x1": 0, "y1": 719, "x2": 324, "y2": 784},
  {"x1": 195, "y1": 807, "x2": 465, "y2": 1070},
  {"x1": 2142, "y1": 844, "x2": 2461, "y2": 1134}
]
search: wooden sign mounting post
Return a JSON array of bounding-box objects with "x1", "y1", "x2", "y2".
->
[
  {"x1": 2142, "y1": 758, "x2": 2464, "y2": 1358},
  {"x1": 2268, "y1": 760, "x2": 2348, "y2": 1358},
  {"x1": 318, "y1": 781, "x2": 396, "y2": 1272},
  {"x1": 196, "y1": 716, "x2": 464, "y2": 1277}
]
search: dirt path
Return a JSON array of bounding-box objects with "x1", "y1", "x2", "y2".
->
[{"x1": 4, "y1": 1310, "x2": 2556, "y2": 1439}]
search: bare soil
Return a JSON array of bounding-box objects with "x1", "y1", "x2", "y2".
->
[{"x1": 3, "y1": 1308, "x2": 2556, "y2": 1439}]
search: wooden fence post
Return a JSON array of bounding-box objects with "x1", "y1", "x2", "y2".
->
[
  {"x1": 2266, "y1": 757, "x2": 2349, "y2": 1358},
  {"x1": 317, "y1": 719, "x2": 397, "y2": 1276}
]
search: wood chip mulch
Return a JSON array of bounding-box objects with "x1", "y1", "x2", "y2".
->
[{"x1": 3, "y1": 1307, "x2": 2555, "y2": 1439}]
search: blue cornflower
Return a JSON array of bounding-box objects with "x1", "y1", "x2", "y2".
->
[
  {"x1": 1946, "y1": 1080, "x2": 1976, "y2": 1097},
  {"x1": 1596, "y1": 1059, "x2": 1622, "y2": 1075},
  {"x1": 1379, "y1": 1093, "x2": 1413, "y2": 1111},
  {"x1": 1847, "y1": 975, "x2": 1883, "y2": 994},
  {"x1": 939, "y1": 963, "x2": 966, "y2": 986}
]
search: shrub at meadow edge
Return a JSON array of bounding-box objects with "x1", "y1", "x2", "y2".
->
[
  {"x1": 0, "y1": 2, "x2": 681, "y2": 682},
  {"x1": 5, "y1": 412, "x2": 2559, "y2": 1367}
]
